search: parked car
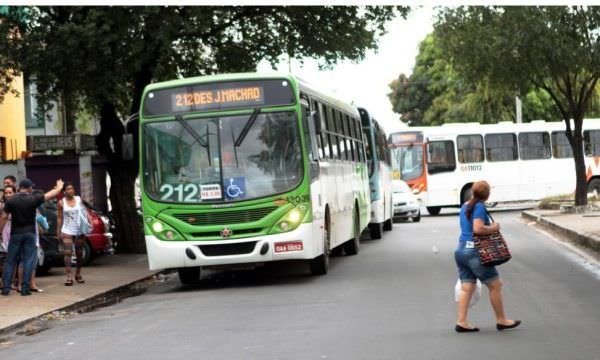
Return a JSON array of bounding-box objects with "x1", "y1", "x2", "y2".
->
[
  {"x1": 392, "y1": 179, "x2": 421, "y2": 222},
  {"x1": 36, "y1": 199, "x2": 114, "y2": 275}
]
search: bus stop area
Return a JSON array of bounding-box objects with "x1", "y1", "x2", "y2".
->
[
  {"x1": 0, "y1": 209, "x2": 599, "y2": 336},
  {"x1": 0, "y1": 254, "x2": 158, "y2": 336}
]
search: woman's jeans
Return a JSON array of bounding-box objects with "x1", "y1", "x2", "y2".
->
[{"x1": 455, "y1": 243, "x2": 499, "y2": 284}]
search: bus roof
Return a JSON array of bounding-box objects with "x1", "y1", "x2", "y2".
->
[{"x1": 389, "y1": 119, "x2": 600, "y2": 143}]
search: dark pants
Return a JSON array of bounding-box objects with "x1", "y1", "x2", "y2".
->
[{"x1": 2, "y1": 232, "x2": 36, "y2": 293}]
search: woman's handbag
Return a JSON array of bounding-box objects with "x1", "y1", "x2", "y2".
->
[
  {"x1": 77, "y1": 198, "x2": 93, "y2": 235},
  {"x1": 473, "y1": 211, "x2": 512, "y2": 267}
]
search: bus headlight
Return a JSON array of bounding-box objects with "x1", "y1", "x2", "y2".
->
[
  {"x1": 145, "y1": 217, "x2": 184, "y2": 241},
  {"x1": 272, "y1": 204, "x2": 310, "y2": 234}
]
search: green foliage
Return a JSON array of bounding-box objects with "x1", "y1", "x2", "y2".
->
[
  {"x1": 0, "y1": 6, "x2": 408, "y2": 116},
  {"x1": 388, "y1": 32, "x2": 567, "y2": 125},
  {"x1": 434, "y1": 6, "x2": 600, "y2": 206},
  {"x1": 0, "y1": 5, "x2": 408, "y2": 252}
]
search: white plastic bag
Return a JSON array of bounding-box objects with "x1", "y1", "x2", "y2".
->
[{"x1": 454, "y1": 279, "x2": 482, "y2": 308}]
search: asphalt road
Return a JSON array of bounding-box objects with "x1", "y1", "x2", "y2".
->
[{"x1": 2, "y1": 209, "x2": 600, "y2": 360}]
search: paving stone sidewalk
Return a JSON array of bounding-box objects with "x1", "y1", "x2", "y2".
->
[{"x1": 0, "y1": 254, "x2": 157, "y2": 335}]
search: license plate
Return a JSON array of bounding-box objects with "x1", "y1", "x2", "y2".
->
[{"x1": 274, "y1": 241, "x2": 303, "y2": 253}]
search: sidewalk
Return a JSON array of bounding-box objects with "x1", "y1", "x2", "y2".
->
[
  {"x1": 0, "y1": 254, "x2": 158, "y2": 335},
  {"x1": 522, "y1": 209, "x2": 600, "y2": 253}
]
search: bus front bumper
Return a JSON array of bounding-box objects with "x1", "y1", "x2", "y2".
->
[{"x1": 145, "y1": 222, "x2": 322, "y2": 271}]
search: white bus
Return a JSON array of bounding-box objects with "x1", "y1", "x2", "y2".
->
[
  {"x1": 388, "y1": 120, "x2": 600, "y2": 215},
  {"x1": 358, "y1": 107, "x2": 393, "y2": 239}
]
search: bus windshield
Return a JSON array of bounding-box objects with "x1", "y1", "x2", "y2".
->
[
  {"x1": 142, "y1": 111, "x2": 302, "y2": 203},
  {"x1": 392, "y1": 144, "x2": 423, "y2": 181}
]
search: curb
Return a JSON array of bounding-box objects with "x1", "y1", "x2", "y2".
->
[
  {"x1": 522, "y1": 211, "x2": 600, "y2": 253},
  {"x1": 0, "y1": 271, "x2": 161, "y2": 337}
]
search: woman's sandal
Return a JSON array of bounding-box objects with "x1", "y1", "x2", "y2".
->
[
  {"x1": 65, "y1": 278, "x2": 73, "y2": 286},
  {"x1": 75, "y1": 275, "x2": 85, "y2": 284}
]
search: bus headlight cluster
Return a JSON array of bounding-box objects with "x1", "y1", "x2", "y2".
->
[
  {"x1": 273, "y1": 204, "x2": 310, "y2": 234},
  {"x1": 145, "y1": 216, "x2": 184, "y2": 241}
]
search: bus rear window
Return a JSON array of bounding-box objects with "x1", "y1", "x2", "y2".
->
[{"x1": 143, "y1": 79, "x2": 296, "y2": 116}]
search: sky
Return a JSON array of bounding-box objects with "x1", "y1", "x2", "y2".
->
[{"x1": 257, "y1": 6, "x2": 435, "y2": 135}]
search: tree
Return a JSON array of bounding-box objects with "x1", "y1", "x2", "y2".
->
[
  {"x1": 435, "y1": 6, "x2": 600, "y2": 206},
  {"x1": 388, "y1": 31, "x2": 564, "y2": 126},
  {"x1": 0, "y1": 6, "x2": 409, "y2": 252}
]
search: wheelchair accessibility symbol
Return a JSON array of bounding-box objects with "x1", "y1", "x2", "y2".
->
[{"x1": 225, "y1": 177, "x2": 246, "y2": 199}]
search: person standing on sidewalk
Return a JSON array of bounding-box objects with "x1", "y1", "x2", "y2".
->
[
  {"x1": 0, "y1": 178, "x2": 63, "y2": 296},
  {"x1": 3, "y1": 175, "x2": 16, "y2": 188},
  {"x1": 454, "y1": 180, "x2": 521, "y2": 332},
  {"x1": 57, "y1": 182, "x2": 90, "y2": 286}
]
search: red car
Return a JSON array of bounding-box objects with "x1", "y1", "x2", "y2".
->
[{"x1": 36, "y1": 199, "x2": 115, "y2": 275}]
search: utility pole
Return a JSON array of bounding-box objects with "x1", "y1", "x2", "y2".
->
[{"x1": 515, "y1": 96, "x2": 522, "y2": 123}]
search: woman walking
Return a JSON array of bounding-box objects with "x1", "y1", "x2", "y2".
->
[
  {"x1": 454, "y1": 180, "x2": 521, "y2": 332},
  {"x1": 57, "y1": 182, "x2": 89, "y2": 286}
]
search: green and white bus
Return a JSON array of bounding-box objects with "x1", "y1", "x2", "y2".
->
[{"x1": 139, "y1": 73, "x2": 371, "y2": 283}]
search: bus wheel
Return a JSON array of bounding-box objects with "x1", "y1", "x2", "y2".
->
[
  {"x1": 587, "y1": 178, "x2": 600, "y2": 198},
  {"x1": 344, "y1": 208, "x2": 361, "y2": 256},
  {"x1": 383, "y1": 218, "x2": 393, "y2": 231},
  {"x1": 178, "y1": 267, "x2": 201, "y2": 285},
  {"x1": 461, "y1": 186, "x2": 472, "y2": 205},
  {"x1": 369, "y1": 223, "x2": 383, "y2": 239},
  {"x1": 426, "y1": 206, "x2": 441, "y2": 216},
  {"x1": 310, "y1": 215, "x2": 330, "y2": 275}
]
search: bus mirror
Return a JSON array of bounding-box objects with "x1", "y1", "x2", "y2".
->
[
  {"x1": 122, "y1": 133, "x2": 134, "y2": 161},
  {"x1": 311, "y1": 111, "x2": 322, "y2": 135}
]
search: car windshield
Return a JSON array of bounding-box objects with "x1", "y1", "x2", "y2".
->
[
  {"x1": 392, "y1": 144, "x2": 423, "y2": 181},
  {"x1": 142, "y1": 111, "x2": 303, "y2": 203}
]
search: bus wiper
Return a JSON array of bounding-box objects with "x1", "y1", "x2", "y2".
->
[
  {"x1": 234, "y1": 108, "x2": 261, "y2": 147},
  {"x1": 174, "y1": 114, "x2": 211, "y2": 165}
]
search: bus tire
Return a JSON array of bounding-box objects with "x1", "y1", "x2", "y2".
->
[
  {"x1": 587, "y1": 178, "x2": 600, "y2": 197},
  {"x1": 426, "y1": 206, "x2": 441, "y2": 216},
  {"x1": 344, "y1": 208, "x2": 361, "y2": 256},
  {"x1": 461, "y1": 186, "x2": 472, "y2": 205},
  {"x1": 178, "y1": 267, "x2": 201, "y2": 284},
  {"x1": 413, "y1": 211, "x2": 421, "y2": 222},
  {"x1": 383, "y1": 200, "x2": 393, "y2": 231},
  {"x1": 369, "y1": 222, "x2": 383, "y2": 239},
  {"x1": 310, "y1": 212, "x2": 330, "y2": 275}
]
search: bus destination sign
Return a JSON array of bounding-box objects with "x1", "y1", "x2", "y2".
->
[
  {"x1": 143, "y1": 79, "x2": 296, "y2": 116},
  {"x1": 172, "y1": 86, "x2": 264, "y2": 111}
]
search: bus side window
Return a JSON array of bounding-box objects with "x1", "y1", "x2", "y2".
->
[
  {"x1": 584, "y1": 130, "x2": 600, "y2": 156},
  {"x1": 457, "y1": 134, "x2": 484, "y2": 163},
  {"x1": 518, "y1": 132, "x2": 551, "y2": 160},
  {"x1": 319, "y1": 103, "x2": 331, "y2": 159},
  {"x1": 485, "y1": 133, "x2": 518, "y2": 162},
  {"x1": 551, "y1": 131, "x2": 573, "y2": 158},
  {"x1": 427, "y1": 140, "x2": 456, "y2": 174}
]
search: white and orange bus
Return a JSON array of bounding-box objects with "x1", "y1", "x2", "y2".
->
[{"x1": 388, "y1": 120, "x2": 600, "y2": 215}]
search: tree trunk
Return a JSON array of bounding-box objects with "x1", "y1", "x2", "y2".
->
[
  {"x1": 97, "y1": 103, "x2": 145, "y2": 253},
  {"x1": 571, "y1": 117, "x2": 588, "y2": 206},
  {"x1": 108, "y1": 162, "x2": 145, "y2": 253}
]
